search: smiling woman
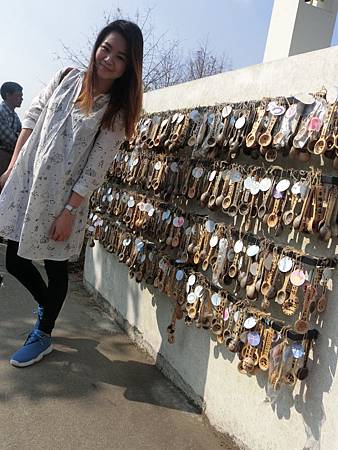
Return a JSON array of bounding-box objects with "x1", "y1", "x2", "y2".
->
[
  {"x1": 95, "y1": 33, "x2": 128, "y2": 82},
  {"x1": 77, "y1": 21, "x2": 143, "y2": 139},
  {"x1": 0, "y1": 20, "x2": 143, "y2": 368}
]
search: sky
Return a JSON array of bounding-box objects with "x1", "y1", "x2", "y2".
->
[{"x1": 1, "y1": 0, "x2": 338, "y2": 117}]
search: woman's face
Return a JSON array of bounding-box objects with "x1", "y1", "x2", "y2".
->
[{"x1": 95, "y1": 32, "x2": 128, "y2": 83}]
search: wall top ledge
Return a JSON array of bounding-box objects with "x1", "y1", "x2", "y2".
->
[{"x1": 143, "y1": 45, "x2": 338, "y2": 113}]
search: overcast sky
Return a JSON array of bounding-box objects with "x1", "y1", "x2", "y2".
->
[{"x1": 1, "y1": 0, "x2": 337, "y2": 117}]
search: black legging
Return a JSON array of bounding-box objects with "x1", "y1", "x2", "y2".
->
[{"x1": 5, "y1": 240, "x2": 69, "y2": 334}]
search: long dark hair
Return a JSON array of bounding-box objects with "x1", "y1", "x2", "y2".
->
[{"x1": 76, "y1": 20, "x2": 143, "y2": 139}]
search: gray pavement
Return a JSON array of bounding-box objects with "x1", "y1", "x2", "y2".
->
[{"x1": 0, "y1": 244, "x2": 239, "y2": 450}]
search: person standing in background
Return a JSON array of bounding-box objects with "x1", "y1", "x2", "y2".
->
[{"x1": 0, "y1": 82, "x2": 23, "y2": 175}]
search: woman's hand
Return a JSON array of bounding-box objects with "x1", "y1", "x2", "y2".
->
[
  {"x1": 49, "y1": 209, "x2": 75, "y2": 241},
  {"x1": 0, "y1": 170, "x2": 11, "y2": 192},
  {"x1": 0, "y1": 129, "x2": 33, "y2": 194}
]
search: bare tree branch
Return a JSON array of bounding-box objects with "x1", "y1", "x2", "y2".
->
[
  {"x1": 55, "y1": 6, "x2": 232, "y2": 92},
  {"x1": 183, "y1": 37, "x2": 232, "y2": 83}
]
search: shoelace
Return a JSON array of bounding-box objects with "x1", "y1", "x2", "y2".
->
[
  {"x1": 33, "y1": 306, "x2": 44, "y2": 319},
  {"x1": 24, "y1": 330, "x2": 47, "y2": 346}
]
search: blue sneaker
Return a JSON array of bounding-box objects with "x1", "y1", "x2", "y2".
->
[
  {"x1": 33, "y1": 305, "x2": 44, "y2": 329},
  {"x1": 10, "y1": 329, "x2": 53, "y2": 367}
]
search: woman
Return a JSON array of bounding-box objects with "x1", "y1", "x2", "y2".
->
[{"x1": 0, "y1": 20, "x2": 143, "y2": 367}]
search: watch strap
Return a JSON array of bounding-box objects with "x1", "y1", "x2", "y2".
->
[{"x1": 65, "y1": 204, "x2": 78, "y2": 215}]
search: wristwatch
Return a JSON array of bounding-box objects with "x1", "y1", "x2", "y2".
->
[{"x1": 64, "y1": 204, "x2": 78, "y2": 215}]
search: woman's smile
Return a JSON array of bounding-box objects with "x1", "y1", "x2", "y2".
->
[{"x1": 95, "y1": 31, "x2": 128, "y2": 83}]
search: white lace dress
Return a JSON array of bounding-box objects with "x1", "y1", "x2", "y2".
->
[{"x1": 0, "y1": 68, "x2": 125, "y2": 261}]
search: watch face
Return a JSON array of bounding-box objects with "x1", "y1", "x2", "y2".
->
[{"x1": 66, "y1": 204, "x2": 77, "y2": 214}]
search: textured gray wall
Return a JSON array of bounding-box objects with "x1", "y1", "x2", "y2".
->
[{"x1": 84, "y1": 46, "x2": 338, "y2": 450}]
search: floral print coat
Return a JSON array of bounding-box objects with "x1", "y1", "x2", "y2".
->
[{"x1": 0, "y1": 68, "x2": 125, "y2": 261}]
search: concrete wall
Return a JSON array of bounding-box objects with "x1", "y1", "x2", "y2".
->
[
  {"x1": 263, "y1": 0, "x2": 338, "y2": 62},
  {"x1": 291, "y1": 0, "x2": 337, "y2": 56},
  {"x1": 84, "y1": 47, "x2": 338, "y2": 450},
  {"x1": 143, "y1": 46, "x2": 338, "y2": 113}
]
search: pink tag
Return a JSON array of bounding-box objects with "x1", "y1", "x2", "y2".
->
[
  {"x1": 290, "y1": 269, "x2": 306, "y2": 287},
  {"x1": 308, "y1": 117, "x2": 322, "y2": 132},
  {"x1": 177, "y1": 216, "x2": 185, "y2": 227}
]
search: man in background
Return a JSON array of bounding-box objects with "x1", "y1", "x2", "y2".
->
[{"x1": 0, "y1": 82, "x2": 22, "y2": 176}]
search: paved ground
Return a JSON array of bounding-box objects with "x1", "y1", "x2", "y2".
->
[{"x1": 0, "y1": 244, "x2": 240, "y2": 450}]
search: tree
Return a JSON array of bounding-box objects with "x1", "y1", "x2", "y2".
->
[
  {"x1": 56, "y1": 7, "x2": 231, "y2": 91},
  {"x1": 183, "y1": 38, "x2": 232, "y2": 82}
]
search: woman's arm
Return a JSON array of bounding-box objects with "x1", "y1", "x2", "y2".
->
[
  {"x1": 7, "y1": 128, "x2": 33, "y2": 170},
  {"x1": 0, "y1": 69, "x2": 67, "y2": 192},
  {"x1": 50, "y1": 123, "x2": 125, "y2": 242},
  {"x1": 21, "y1": 68, "x2": 65, "y2": 130},
  {"x1": 72, "y1": 126, "x2": 125, "y2": 198},
  {"x1": 0, "y1": 128, "x2": 33, "y2": 190},
  {"x1": 49, "y1": 191, "x2": 85, "y2": 241}
]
